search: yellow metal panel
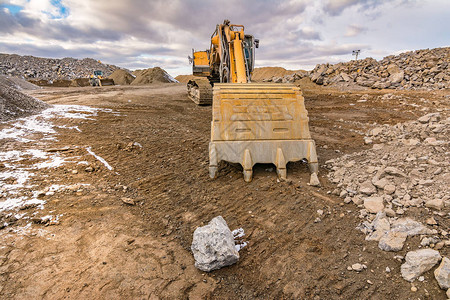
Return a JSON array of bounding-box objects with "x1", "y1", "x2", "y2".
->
[
  {"x1": 211, "y1": 83, "x2": 312, "y2": 141},
  {"x1": 193, "y1": 51, "x2": 210, "y2": 77},
  {"x1": 229, "y1": 42, "x2": 236, "y2": 82},
  {"x1": 193, "y1": 51, "x2": 209, "y2": 66},
  {"x1": 233, "y1": 39, "x2": 247, "y2": 83}
]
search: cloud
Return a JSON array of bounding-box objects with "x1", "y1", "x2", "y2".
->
[
  {"x1": 344, "y1": 24, "x2": 367, "y2": 37},
  {"x1": 323, "y1": 0, "x2": 392, "y2": 16},
  {"x1": 293, "y1": 27, "x2": 322, "y2": 40},
  {"x1": 0, "y1": 0, "x2": 449, "y2": 76},
  {"x1": 323, "y1": 0, "x2": 359, "y2": 15}
]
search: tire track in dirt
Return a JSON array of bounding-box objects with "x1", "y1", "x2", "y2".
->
[{"x1": 1, "y1": 83, "x2": 446, "y2": 299}]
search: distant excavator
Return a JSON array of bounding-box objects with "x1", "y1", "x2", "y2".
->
[
  {"x1": 188, "y1": 20, "x2": 318, "y2": 183},
  {"x1": 89, "y1": 70, "x2": 114, "y2": 87}
]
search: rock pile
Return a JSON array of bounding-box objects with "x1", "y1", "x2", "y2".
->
[
  {"x1": 252, "y1": 67, "x2": 305, "y2": 82},
  {"x1": 174, "y1": 75, "x2": 197, "y2": 84},
  {"x1": 131, "y1": 67, "x2": 178, "y2": 85},
  {"x1": 0, "y1": 53, "x2": 122, "y2": 80},
  {"x1": 326, "y1": 112, "x2": 449, "y2": 218},
  {"x1": 108, "y1": 69, "x2": 135, "y2": 85},
  {"x1": 309, "y1": 47, "x2": 449, "y2": 90},
  {"x1": 262, "y1": 71, "x2": 309, "y2": 84},
  {"x1": 325, "y1": 111, "x2": 449, "y2": 288},
  {"x1": 0, "y1": 76, "x2": 49, "y2": 121},
  {"x1": 0, "y1": 75, "x2": 40, "y2": 90}
]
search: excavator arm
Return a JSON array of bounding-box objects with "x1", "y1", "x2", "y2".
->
[{"x1": 187, "y1": 20, "x2": 257, "y2": 104}]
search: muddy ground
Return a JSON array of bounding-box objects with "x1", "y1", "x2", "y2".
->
[{"x1": 0, "y1": 81, "x2": 448, "y2": 299}]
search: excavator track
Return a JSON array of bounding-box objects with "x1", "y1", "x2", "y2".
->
[{"x1": 187, "y1": 80, "x2": 213, "y2": 105}]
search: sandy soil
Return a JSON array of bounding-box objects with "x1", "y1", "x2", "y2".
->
[{"x1": 0, "y1": 81, "x2": 448, "y2": 299}]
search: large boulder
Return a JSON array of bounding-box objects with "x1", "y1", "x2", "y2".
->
[
  {"x1": 390, "y1": 218, "x2": 434, "y2": 236},
  {"x1": 378, "y1": 231, "x2": 407, "y2": 252},
  {"x1": 401, "y1": 249, "x2": 441, "y2": 282},
  {"x1": 434, "y1": 257, "x2": 450, "y2": 290},
  {"x1": 363, "y1": 196, "x2": 384, "y2": 213},
  {"x1": 191, "y1": 216, "x2": 239, "y2": 272}
]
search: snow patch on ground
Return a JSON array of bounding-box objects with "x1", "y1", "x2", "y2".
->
[
  {"x1": 86, "y1": 147, "x2": 113, "y2": 170},
  {"x1": 35, "y1": 155, "x2": 67, "y2": 169},
  {"x1": 0, "y1": 197, "x2": 45, "y2": 211},
  {"x1": 232, "y1": 227, "x2": 248, "y2": 251},
  {"x1": 0, "y1": 105, "x2": 115, "y2": 143},
  {"x1": 0, "y1": 105, "x2": 116, "y2": 222},
  {"x1": 164, "y1": 72, "x2": 179, "y2": 83}
]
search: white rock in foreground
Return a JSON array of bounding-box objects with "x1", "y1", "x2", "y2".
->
[
  {"x1": 434, "y1": 257, "x2": 450, "y2": 290},
  {"x1": 390, "y1": 218, "x2": 434, "y2": 236},
  {"x1": 191, "y1": 216, "x2": 239, "y2": 272},
  {"x1": 425, "y1": 199, "x2": 444, "y2": 210},
  {"x1": 365, "y1": 212, "x2": 390, "y2": 241},
  {"x1": 401, "y1": 249, "x2": 441, "y2": 282},
  {"x1": 378, "y1": 231, "x2": 407, "y2": 252},
  {"x1": 364, "y1": 196, "x2": 384, "y2": 213}
]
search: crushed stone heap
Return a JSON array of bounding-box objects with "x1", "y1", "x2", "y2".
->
[
  {"x1": 0, "y1": 75, "x2": 40, "y2": 90},
  {"x1": 131, "y1": 67, "x2": 178, "y2": 85},
  {"x1": 326, "y1": 112, "x2": 449, "y2": 217},
  {"x1": 0, "y1": 53, "x2": 123, "y2": 81},
  {"x1": 108, "y1": 69, "x2": 135, "y2": 85},
  {"x1": 325, "y1": 111, "x2": 449, "y2": 288},
  {"x1": 0, "y1": 76, "x2": 49, "y2": 122},
  {"x1": 309, "y1": 47, "x2": 449, "y2": 90},
  {"x1": 325, "y1": 111, "x2": 449, "y2": 248}
]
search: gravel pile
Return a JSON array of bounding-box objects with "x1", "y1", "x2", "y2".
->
[
  {"x1": 0, "y1": 80, "x2": 49, "y2": 122},
  {"x1": 131, "y1": 67, "x2": 178, "y2": 85},
  {"x1": 309, "y1": 47, "x2": 449, "y2": 90},
  {"x1": 0, "y1": 53, "x2": 122, "y2": 81},
  {"x1": 326, "y1": 112, "x2": 449, "y2": 219},
  {"x1": 108, "y1": 69, "x2": 135, "y2": 85},
  {"x1": 325, "y1": 112, "x2": 449, "y2": 286},
  {"x1": 0, "y1": 75, "x2": 40, "y2": 90}
]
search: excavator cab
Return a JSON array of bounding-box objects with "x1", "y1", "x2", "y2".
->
[
  {"x1": 93, "y1": 70, "x2": 104, "y2": 77},
  {"x1": 191, "y1": 50, "x2": 210, "y2": 77}
]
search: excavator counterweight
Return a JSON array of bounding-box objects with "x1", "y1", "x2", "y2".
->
[{"x1": 188, "y1": 20, "x2": 318, "y2": 182}]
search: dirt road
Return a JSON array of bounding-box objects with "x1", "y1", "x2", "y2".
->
[{"x1": 0, "y1": 82, "x2": 448, "y2": 299}]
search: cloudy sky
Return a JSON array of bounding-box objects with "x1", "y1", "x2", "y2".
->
[{"x1": 0, "y1": 0, "x2": 449, "y2": 76}]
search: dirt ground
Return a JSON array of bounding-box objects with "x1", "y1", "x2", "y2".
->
[{"x1": 0, "y1": 81, "x2": 448, "y2": 299}]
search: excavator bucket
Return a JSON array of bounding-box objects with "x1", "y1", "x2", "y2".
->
[
  {"x1": 100, "y1": 78, "x2": 115, "y2": 86},
  {"x1": 209, "y1": 83, "x2": 318, "y2": 182}
]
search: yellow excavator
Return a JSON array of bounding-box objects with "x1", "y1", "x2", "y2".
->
[
  {"x1": 89, "y1": 70, "x2": 114, "y2": 87},
  {"x1": 188, "y1": 20, "x2": 318, "y2": 183}
]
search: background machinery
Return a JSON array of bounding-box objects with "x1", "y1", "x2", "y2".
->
[
  {"x1": 89, "y1": 70, "x2": 114, "y2": 87},
  {"x1": 188, "y1": 20, "x2": 318, "y2": 183}
]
